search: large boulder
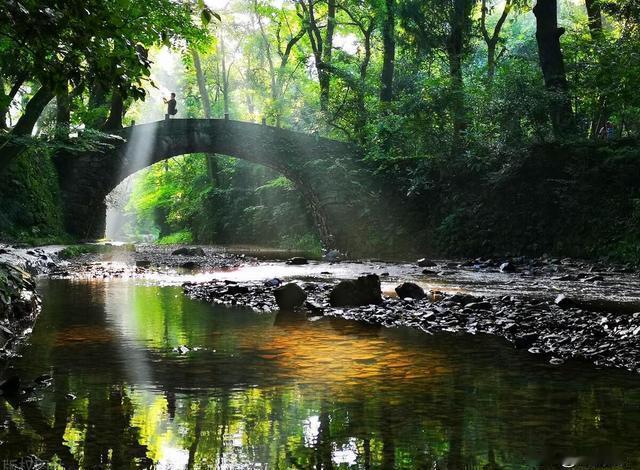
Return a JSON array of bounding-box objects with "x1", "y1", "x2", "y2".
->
[
  {"x1": 274, "y1": 283, "x2": 307, "y2": 310},
  {"x1": 416, "y1": 258, "x2": 437, "y2": 267},
  {"x1": 286, "y1": 257, "x2": 308, "y2": 265},
  {"x1": 172, "y1": 247, "x2": 205, "y2": 256},
  {"x1": 329, "y1": 274, "x2": 382, "y2": 307},
  {"x1": 395, "y1": 282, "x2": 426, "y2": 300}
]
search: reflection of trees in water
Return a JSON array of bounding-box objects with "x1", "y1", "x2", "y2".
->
[
  {"x1": 5, "y1": 283, "x2": 640, "y2": 468},
  {"x1": 0, "y1": 378, "x2": 152, "y2": 469},
  {"x1": 5, "y1": 350, "x2": 640, "y2": 468}
]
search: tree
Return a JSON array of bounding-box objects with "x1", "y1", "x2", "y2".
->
[
  {"x1": 533, "y1": 0, "x2": 574, "y2": 136},
  {"x1": 480, "y1": 0, "x2": 515, "y2": 84},
  {"x1": 254, "y1": 0, "x2": 306, "y2": 127},
  {"x1": 0, "y1": 0, "x2": 204, "y2": 170},
  {"x1": 380, "y1": 0, "x2": 396, "y2": 102},
  {"x1": 447, "y1": 0, "x2": 474, "y2": 152},
  {"x1": 297, "y1": 0, "x2": 336, "y2": 113}
]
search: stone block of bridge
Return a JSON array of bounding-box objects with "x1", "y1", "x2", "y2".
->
[{"x1": 54, "y1": 119, "x2": 361, "y2": 247}]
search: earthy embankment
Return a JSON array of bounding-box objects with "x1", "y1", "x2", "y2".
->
[{"x1": 0, "y1": 245, "x2": 51, "y2": 360}]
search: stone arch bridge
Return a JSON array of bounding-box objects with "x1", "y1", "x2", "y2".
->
[{"x1": 54, "y1": 119, "x2": 361, "y2": 248}]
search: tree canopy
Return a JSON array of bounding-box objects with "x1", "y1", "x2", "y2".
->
[{"x1": 1, "y1": 0, "x2": 639, "y2": 258}]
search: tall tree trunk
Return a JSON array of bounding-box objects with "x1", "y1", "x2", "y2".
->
[
  {"x1": 380, "y1": 0, "x2": 395, "y2": 103},
  {"x1": 87, "y1": 81, "x2": 109, "y2": 129},
  {"x1": 10, "y1": 84, "x2": 54, "y2": 137},
  {"x1": 254, "y1": 0, "x2": 278, "y2": 122},
  {"x1": 0, "y1": 74, "x2": 27, "y2": 130},
  {"x1": 102, "y1": 89, "x2": 124, "y2": 131},
  {"x1": 274, "y1": 28, "x2": 305, "y2": 127},
  {"x1": 191, "y1": 48, "x2": 212, "y2": 119},
  {"x1": 480, "y1": 0, "x2": 512, "y2": 85},
  {"x1": 299, "y1": 0, "x2": 331, "y2": 112},
  {"x1": 487, "y1": 42, "x2": 497, "y2": 83},
  {"x1": 447, "y1": 0, "x2": 472, "y2": 154},
  {"x1": 319, "y1": 0, "x2": 336, "y2": 112},
  {"x1": 0, "y1": 84, "x2": 54, "y2": 172},
  {"x1": 356, "y1": 25, "x2": 374, "y2": 143},
  {"x1": 194, "y1": 47, "x2": 218, "y2": 183},
  {"x1": 219, "y1": 37, "x2": 230, "y2": 117},
  {"x1": 56, "y1": 83, "x2": 71, "y2": 139},
  {"x1": 585, "y1": 0, "x2": 603, "y2": 40},
  {"x1": 533, "y1": 0, "x2": 574, "y2": 137},
  {"x1": 584, "y1": 0, "x2": 605, "y2": 138}
]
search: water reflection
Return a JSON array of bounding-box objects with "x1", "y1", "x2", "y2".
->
[{"x1": 1, "y1": 279, "x2": 640, "y2": 468}]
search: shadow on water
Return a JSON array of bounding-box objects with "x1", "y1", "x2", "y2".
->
[{"x1": 2, "y1": 279, "x2": 640, "y2": 469}]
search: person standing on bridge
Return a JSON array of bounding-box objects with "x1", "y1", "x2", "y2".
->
[{"x1": 163, "y1": 93, "x2": 178, "y2": 120}]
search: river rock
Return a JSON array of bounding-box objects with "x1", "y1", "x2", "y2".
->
[
  {"x1": 286, "y1": 257, "x2": 308, "y2": 265},
  {"x1": 514, "y1": 332, "x2": 539, "y2": 349},
  {"x1": 555, "y1": 294, "x2": 576, "y2": 309},
  {"x1": 323, "y1": 250, "x2": 342, "y2": 262},
  {"x1": 172, "y1": 247, "x2": 205, "y2": 256},
  {"x1": 499, "y1": 262, "x2": 516, "y2": 273},
  {"x1": 304, "y1": 301, "x2": 324, "y2": 316},
  {"x1": 465, "y1": 301, "x2": 492, "y2": 311},
  {"x1": 329, "y1": 274, "x2": 382, "y2": 307},
  {"x1": 449, "y1": 293, "x2": 480, "y2": 306},
  {"x1": 417, "y1": 258, "x2": 437, "y2": 267},
  {"x1": 226, "y1": 284, "x2": 250, "y2": 295},
  {"x1": 395, "y1": 282, "x2": 426, "y2": 300},
  {"x1": 274, "y1": 283, "x2": 307, "y2": 309},
  {"x1": 264, "y1": 278, "x2": 282, "y2": 287},
  {"x1": 180, "y1": 261, "x2": 199, "y2": 269}
]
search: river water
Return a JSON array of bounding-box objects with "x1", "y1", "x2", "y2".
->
[{"x1": 2, "y1": 272, "x2": 640, "y2": 469}]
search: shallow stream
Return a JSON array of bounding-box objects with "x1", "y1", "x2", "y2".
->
[{"x1": 2, "y1": 256, "x2": 640, "y2": 468}]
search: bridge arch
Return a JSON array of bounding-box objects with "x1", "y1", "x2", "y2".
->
[{"x1": 55, "y1": 119, "x2": 358, "y2": 247}]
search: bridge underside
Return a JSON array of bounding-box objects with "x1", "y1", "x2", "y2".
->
[{"x1": 54, "y1": 119, "x2": 361, "y2": 249}]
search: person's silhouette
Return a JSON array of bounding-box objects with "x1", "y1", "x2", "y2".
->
[{"x1": 163, "y1": 93, "x2": 177, "y2": 119}]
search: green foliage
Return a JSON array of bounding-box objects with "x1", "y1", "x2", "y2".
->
[
  {"x1": 0, "y1": 0, "x2": 204, "y2": 98},
  {"x1": 2, "y1": 0, "x2": 639, "y2": 262},
  {"x1": 157, "y1": 230, "x2": 194, "y2": 245},
  {"x1": 121, "y1": 152, "x2": 319, "y2": 249},
  {"x1": 57, "y1": 245, "x2": 104, "y2": 259},
  {"x1": 0, "y1": 147, "x2": 66, "y2": 242}
]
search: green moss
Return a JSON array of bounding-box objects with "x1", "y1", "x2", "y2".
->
[{"x1": 0, "y1": 147, "x2": 67, "y2": 242}]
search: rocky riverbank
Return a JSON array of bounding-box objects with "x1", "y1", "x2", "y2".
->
[
  {"x1": 0, "y1": 244, "x2": 63, "y2": 361},
  {"x1": 0, "y1": 263, "x2": 41, "y2": 361},
  {"x1": 184, "y1": 267, "x2": 640, "y2": 374},
  {"x1": 2, "y1": 241, "x2": 640, "y2": 375},
  {"x1": 48, "y1": 244, "x2": 256, "y2": 279}
]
